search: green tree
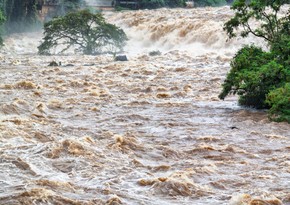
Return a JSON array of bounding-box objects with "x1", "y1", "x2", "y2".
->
[
  {"x1": 219, "y1": 0, "x2": 290, "y2": 122},
  {"x1": 223, "y1": 0, "x2": 290, "y2": 48},
  {"x1": 219, "y1": 46, "x2": 289, "y2": 108},
  {"x1": 0, "y1": 9, "x2": 5, "y2": 45},
  {"x1": 38, "y1": 10, "x2": 128, "y2": 55},
  {"x1": 0, "y1": 0, "x2": 39, "y2": 33},
  {"x1": 266, "y1": 83, "x2": 290, "y2": 122}
]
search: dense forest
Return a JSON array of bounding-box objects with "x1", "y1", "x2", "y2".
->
[{"x1": 0, "y1": 0, "x2": 83, "y2": 34}]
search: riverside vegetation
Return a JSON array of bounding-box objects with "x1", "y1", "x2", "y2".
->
[
  {"x1": 0, "y1": 9, "x2": 5, "y2": 45},
  {"x1": 0, "y1": 6, "x2": 290, "y2": 204},
  {"x1": 0, "y1": 0, "x2": 84, "y2": 34},
  {"x1": 219, "y1": 0, "x2": 290, "y2": 123},
  {"x1": 0, "y1": 0, "x2": 289, "y2": 123}
]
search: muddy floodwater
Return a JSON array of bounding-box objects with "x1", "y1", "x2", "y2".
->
[{"x1": 0, "y1": 6, "x2": 289, "y2": 205}]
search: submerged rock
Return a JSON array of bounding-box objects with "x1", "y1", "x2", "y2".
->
[
  {"x1": 48, "y1": 61, "x2": 60, "y2": 66},
  {"x1": 114, "y1": 55, "x2": 128, "y2": 61},
  {"x1": 149, "y1": 50, "x2": 161, "y2": 56}
]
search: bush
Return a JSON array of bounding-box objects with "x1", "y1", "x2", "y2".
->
[
  {"x1": 38, "y1": 10, "x2": 128, "y2": 55},
  {"x1": 266, "y1": 83, "x2": 290, "y2": 123},
  {"x1": 219, "y1": 45, "x2": 289, "y2": 109},
  {"x1": 219, "y1": 0, "x2": 290, "y2": 122}
]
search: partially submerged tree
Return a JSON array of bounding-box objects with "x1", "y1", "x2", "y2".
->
[
  {"x1": 219, "y1": 0, "x2": 290, "y2": 122},
  {"x1": 38, "y1": 10, "x2": 128, "y2": 55}
]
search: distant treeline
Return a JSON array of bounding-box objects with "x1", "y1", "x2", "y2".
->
[
  {"x1": 0, "y1": 0, "x2": 84, "y2": 34},
  {"x1": 0, "y1": 0, "x2": 233, "y2": 35},
  {"x1": 0, "y1": 0, "x2": 40, "y2": 33}
]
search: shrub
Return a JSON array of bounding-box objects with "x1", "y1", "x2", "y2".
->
[
  {"x1": 219, "y1": 45, "x2": 289, "y2": 109},
  {"x1": 38, "y1": 10, "x2": 128, "y2": 55},
  {"x1": 266, "y1": 83, "x2": 290, "y2": 123}
]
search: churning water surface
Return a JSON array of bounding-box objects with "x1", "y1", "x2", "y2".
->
[{"x1": 0, "y1": 6, "x2": 289, "y2": 205}]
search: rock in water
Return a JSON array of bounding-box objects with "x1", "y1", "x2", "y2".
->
[
  {"x1": 48, "y1": 61, "x2": 59, "y2": 66},
  {"x1": 115, "y1": 55, "x2": 128, "y2": 61}
]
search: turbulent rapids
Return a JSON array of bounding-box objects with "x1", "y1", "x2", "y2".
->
[{"x1": 0, "y1": 6, "x2": 289, "y2": 205}]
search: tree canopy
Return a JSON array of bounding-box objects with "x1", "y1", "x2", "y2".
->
[
  {"x1": 38, "y1": 10, "x2": 128, "y2": 55},
  {"x1": 219, "y1": 0, "x2": 290, "y2": 122},
  {"x1": 0, "y1": 0, "x2": 40, "y2": 33},
  {"x1": 0, "y1": 0, "x2": 85, "y2": 34},
  {"x1": 224, "y1": 0, "x2": 290, "y2": 46}
]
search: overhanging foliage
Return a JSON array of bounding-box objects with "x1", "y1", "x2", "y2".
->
[{"x1": 219, "y1": 0, "x2": 290, "y2": 122}]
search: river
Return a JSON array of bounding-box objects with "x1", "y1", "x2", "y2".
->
[{"x1": 0, "y1": 6, "x2": 289, "y2": 205}]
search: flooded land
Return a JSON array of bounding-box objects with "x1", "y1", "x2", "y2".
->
[{"x1": 0, "y1": 6, "x2": 289, "y2": 205}]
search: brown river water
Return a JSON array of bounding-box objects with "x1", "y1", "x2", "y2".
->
[{"x1": 0, "y1": 6, "x2": 289, "y2": 205}]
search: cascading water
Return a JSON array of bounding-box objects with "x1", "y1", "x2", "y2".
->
[
  {"x1": 105, "y1": 7, "x2": 267, "y2": 56},
  {"x1": 0, "y1": 6, "x2": 289, "y2": 205}
]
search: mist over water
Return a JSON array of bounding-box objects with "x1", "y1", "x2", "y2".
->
[
  {"x1": 2, "y1": 7, "x2": 265, "y2": 56},
  {"x1": 0, "y1": 6, "x2": 289, "y2": 205},
  {"x1": 106, "y1": 7, "x2": 266, "y2": 56}
]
